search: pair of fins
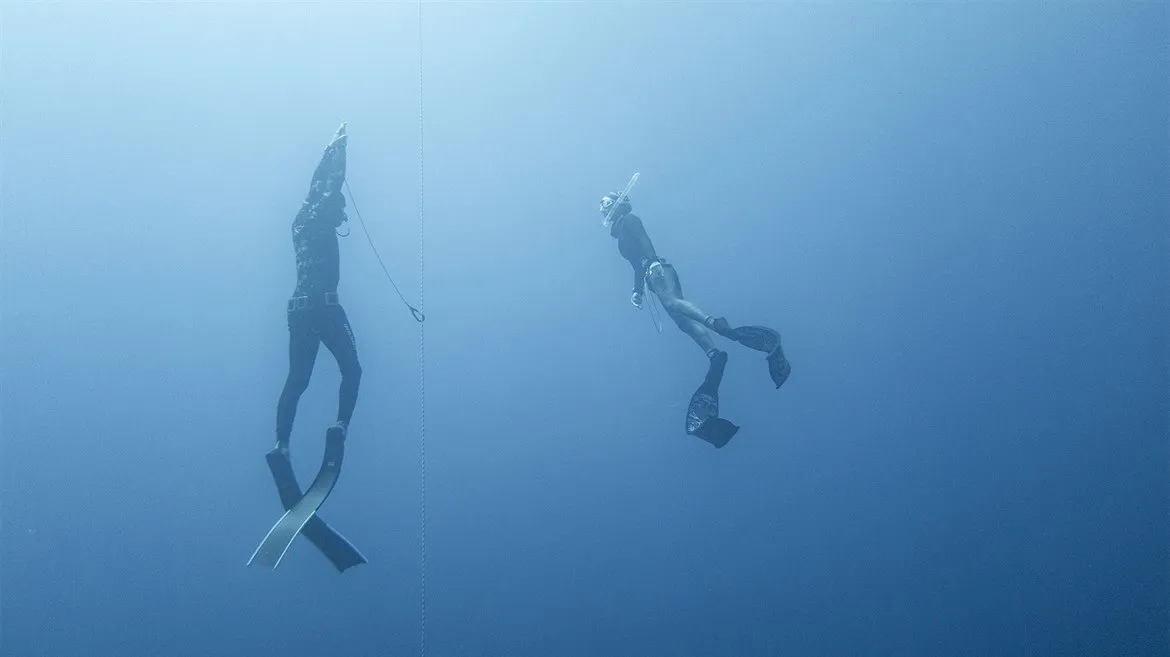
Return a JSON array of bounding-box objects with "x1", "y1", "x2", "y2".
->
[
  {"x1": 248, "y1": 425, "x2": 366, "y2": 572},
  {"x1": 686, "y1": 324, "x2": 791, "y2": 449}
]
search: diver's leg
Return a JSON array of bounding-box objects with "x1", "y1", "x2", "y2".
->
[
  {"x1": 652, "y1": 261, "x2": 789, "y2": 388},
  {"x1": 650, "y1": 265, "x2": 710, "y2": 323},
  {"x1": 319, "y1": 306, "x2": 362, "y2": 434},
  {"x1": 276, "y1": 319, "x2": 321, "y2": 453},
  {"x1": 650, "y1": 264, "x2": 734, "y2": 336},
  {"x1": 670, "y1": 312, "x2": 720, "y2": 357},
  {"x1": 660, "y1": 296, "x2": 718, "y2": 326}
]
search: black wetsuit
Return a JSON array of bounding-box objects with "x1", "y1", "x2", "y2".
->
[
  {"x1": 611, "y1": 213, "x2": 659, "y2": 295},
  {"x1": 275, "y1": 138, "x2": 362, "y2": 446},
  {"x1": 611, "y1": 211, "x2": 696, "y2": 325}
]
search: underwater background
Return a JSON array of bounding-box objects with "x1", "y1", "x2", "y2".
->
[{"x1": 0, "y1": 3, "x2": 1166, "y2": 656}]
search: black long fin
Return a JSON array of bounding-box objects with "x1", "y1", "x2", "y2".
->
[
  {"x1": 730, "y1": 325, "x2": 779, "y2": 353},
  {"x1": 685, "y1": 351, "x2": 739, "y2": 448},
  {"x1": 730, "y1": 325, "x2": 791, "y2": 389},
  {"x1": 694, "y1": 417, "x2": 739, "y2": 448},
  {"x1": 265, "y1": 449, "x2": 366, "y2": 572},
  {"x1": 249, "y1": 426, "x2": 349, "y2": 569},
  {"x1": 768, "y1": 347, "x2": 791, "y2": 389}
]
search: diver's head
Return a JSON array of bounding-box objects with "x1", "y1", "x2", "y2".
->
[{"x1": 600, "y1": 191, "x2": 631, "y2": 227}]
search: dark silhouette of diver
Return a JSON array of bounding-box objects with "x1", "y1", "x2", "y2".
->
[
  {"x1": 273, "y1": 123, "x2": 362, "y2": 458},
  {"x1": 600, "y1": 190, "x2": 791, "y2": 448}
]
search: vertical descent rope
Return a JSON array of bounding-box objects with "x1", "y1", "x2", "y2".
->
[{"x1": 416, "y1": 2, "x2": 428, "y2": 656}]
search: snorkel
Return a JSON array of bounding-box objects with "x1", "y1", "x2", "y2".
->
[{"x1": 601, "y1": 172, "x2": 640, "y2": 228}]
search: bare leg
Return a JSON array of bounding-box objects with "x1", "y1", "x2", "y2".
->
[
  {"x1": 660, "y1": 296, "x2": 715, "y2": 326},
  {"x1": 649, "y1": 262, "x2": 740, "y2": 340},
  {"x1": 649, "y1": 263, "x2": 726, "y2": 343},
  {"x1": 650, "y1": 261, "x2": 789, "y2": 390},
  {"x1": 671, "y1": 313, "x2": 719, "y2": 356}
]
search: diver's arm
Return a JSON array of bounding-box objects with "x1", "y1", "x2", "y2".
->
[
  {"x1": 630, "y1": 259, "x2": 646, "y2": 296},
  {"x1": 626, "y1": 215, "x2": 656, "y2": 294},
  {"x1": 306, "y1": 123, "x2": 348, "y2": 204},
  {"x1": 294, "y1": 124, "x2": 348, "y2": 232}
]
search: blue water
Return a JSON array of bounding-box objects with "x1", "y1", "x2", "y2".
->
[{"x1": 1, "y1": 3, "x2": 1166, "y2": 656}]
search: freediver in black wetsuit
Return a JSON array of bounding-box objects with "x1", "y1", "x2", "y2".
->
[
  {"x1": 600, "y1": 190, "x2": 791, "y2": 448},
  {"x1": 273, "y1": 123, "x2": 362, "y2": 458},
  {"x1": 243, "y1": 123, "x2": 369, "y2": 573}
]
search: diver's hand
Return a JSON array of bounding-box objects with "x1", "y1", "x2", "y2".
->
[
  {"x1": 329, "y1": 122, "x2": 347, "y2": 147},
  {"x1": 630, "y1": 291, "x2": 643, "y2": 309}
]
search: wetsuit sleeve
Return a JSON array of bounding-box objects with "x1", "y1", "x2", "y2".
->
[
  {"x1": 631, "y1": 256, "x2": 646, "y2": 294},
  {"x1": 293, "y1": 139, "x2": 348, "y2": 232},
  {"x1": 624, "y1": 215, "x2": 656, "y2": 293},
  {"x1": 310, "y1": 140, "x2": 348, "y2": 200}
]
